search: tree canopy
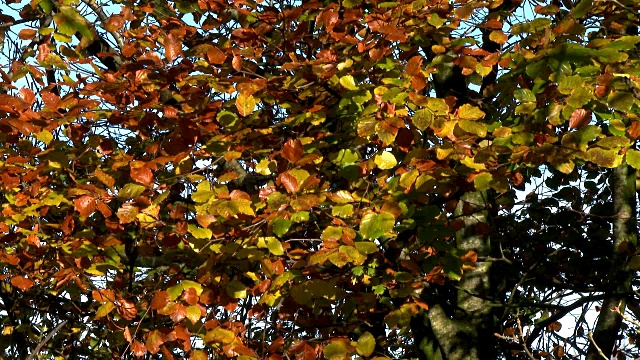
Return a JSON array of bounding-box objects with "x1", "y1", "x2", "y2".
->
[{"x1": 1, "y1": 0, "x2": 640, "y2": 359}]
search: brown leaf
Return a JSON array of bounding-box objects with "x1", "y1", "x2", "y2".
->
[
  {"x1": 131, "y1": 340, "x2": 147, "y2": 358},
  {"x1": 207, "y1": 46, "x2": 226, "y2": 64},
  {"x1": 10, "y1": 276, "x2": 35, "y2": 292},
  {"x1": 282, "y1": 139, "x2": 304, "y2": 163},
  {"x1": 151, "y1": 291, "x2": 170, "y2": 310},
  {"x1": 117, "y1": 203, "x2": 139, "y2": 224},
  {"x1": 130, "y1": 161, "x2": 154, "y2": 186},
  {"x1": 74, "y1": 196, "x2": 97, "y2": 217},
  {"x1": 170, "y1": 303, "x2": 187, "y2": 323},
  {"x1": 117, "y1": 298, "x2": 138, "y2": 320},
  {"x1": 95, "y1": 169, "x2": 115, "y2": 188},
  {"x1": 145, "y1": 330, "x2": 165, "y2": 354},
  {"x1": 569, "y1": 109, "x2": 591, "y2": 129},
  {"x1": 164, "y1": 33, "x2": 182, "y2": 62}
]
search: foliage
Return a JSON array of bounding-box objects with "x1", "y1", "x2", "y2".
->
[{"x1": 0, "y1": 0, "x2": 639, "y2": 359}]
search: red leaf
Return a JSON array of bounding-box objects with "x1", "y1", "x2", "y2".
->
[
  {"x1": 280, "y1": 172, "x2": 299, "y2": 193},
  {"x1": 406, "y1": 56, "x2": 423, "y2": 76},
  {"x1": 19, "y1": 88, "x2": 35, "y2": 105},
  {"x1": 10, "y1": 276, "x2": 34, "y2": 292},
  {"x1": 74, "y1": 196, "x2": 97, "y2": 217},
  {"x1": 164, "y1": 33, "x2": 182, "y2": 62},
  {"x1": 282, "y1": 139, "x2": 304, "y2": 163},
  {"x1": 151, "y1": 291, "x2": 170, "y2": 310},
  {"x1": 131, "y1": 340, "x2": 147, "y2": 357},
  {"x1": 569, "y1": 109, "x2": 591, "y2": 129}
]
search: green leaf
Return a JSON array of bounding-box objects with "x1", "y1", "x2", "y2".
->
[
  {"x1": 258, "y1": 236, "x2": 284, "y2": 255},
  {"x1": 324, "y1": 340, "x2": 350, "y2": 360},
  {"x1": 226, "y1": 280, "x2": 247, "y2": 299},
  {"x1": 608, "y1": 91, "x2": 636, "y2": 112},
  {"x1": 360, "y1": 212, "x2": 395, "y2": 239},
  {"x1": 473, "y1": 173, "x2": 493, "y2": 191},
  {"x1": 186, "y1": 305, "x2": 201, "y2": 324},
  {"x1": 331, "y1": 149, "x2": 360, "y2": 166},
  {"x1": 332, "y1": 204, "x2": 354, "y2": 218},
  {"x1": 355, "y1": 242, "x2": 379, "y2": 254},
  {"x1": 375, "y1": 151, "x2": 397, "y2": 170},
  {"x1": 413, "y1": 109, "x2": 434, "y2": 131},
  {"x1": 340, "y1": 75, "x2": 358, "y2": 90},
  {"x1": 626, "y1": 150, "x2": 640, "y2": 169},
  {"x1": 167, "y1": 284, "x2": 183, "y2": 300},
  {"x1": 457, "y1": 104, "x2": 485, "y2": 120},
  {"x1": 188, "y1": 224, "x2": 212, "y2": 239},
  {"x1": 356, "y1": 332, "x2": 376, "y2": 357},
  {"x1": 272, "y1": 219, "x2": 292, "y2": 237},
  {"x1": 514, "y1": 89, "x2": 536, "y2": 102},
  {"x1": 118, "y1": 183, "x2": 146, "y2": 200}
]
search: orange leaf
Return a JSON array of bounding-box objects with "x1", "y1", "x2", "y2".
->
[
  {"x1": 124, "y1": 327, "x2": 133, "y2": 343},
  {"x1": 569, "y1": 109, "x2": 591, "y2": 129},
  {"x1": 146, "y1": 330, "x2": 165, "y2": 354},
  {"x1": 232, "y1": 55, "x2": 242, "y2": 71},
  {"x1": 282, "y1": 139, "x2": 304, "y2": 163},
  {"x1": 18, "y1": 29, "x2": 37, "y2": 40},
  {"x1": 74, "y1": 196, "x2": 97, "y2": 217},
  {"x1": 170, "y1": 303, "x2": 187, "y2": 323},
  {"x1": 92, "y1": 289, "x2": 115, "y2": 303},
  {"x1": 131, "y1": 340, "x2": 147, "y2": 358},
  {"x1": 164, "y1": 33, "x2": 182, "y2": 62},
  {"x1": 10, "y1": 276, "x2": 35, "y2": 292},
  {"x1": 406, "y1": 56, "x2": 423, "y2": 76}
]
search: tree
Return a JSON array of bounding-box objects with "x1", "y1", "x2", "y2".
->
[{"x1": 0, "y1": 0, "x2": 639, "y2": 359}]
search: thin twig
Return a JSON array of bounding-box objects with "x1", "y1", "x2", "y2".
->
[
  {"x1": 516, "y1": 315, "x2": 535, "y2": 360},
  {"x1": 588, "y1": 331, "x2": 609, "y2": 360},
  {"x1": 27, "y1": 320, "x2": 68, "y2": 360}
]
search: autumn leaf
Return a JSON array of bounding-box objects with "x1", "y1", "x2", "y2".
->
[
  {"x1": 282, "y1": 139, "x2": 304, "y2": 163},
  {"x1": 569, "y1": 109, "x2": 592, "y2": 129},
  {"x1": 164, "y1": 33, "x2": 182, "y2": 62},
  {"x1": 74, "y1": 196, "x2": 97, "y2": 217},
  {"x1": 10, "y1": 276, "x2": 35, "y2": 292}
]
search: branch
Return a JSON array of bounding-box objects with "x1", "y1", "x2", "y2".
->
[
  {"x1": 80, "y1": 0, "x2": 125, "y2": 50},
  {"x1": 27, "y1": 320, "x2": 68, "y2": 360}
]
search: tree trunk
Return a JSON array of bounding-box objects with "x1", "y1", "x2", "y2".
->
[
  {"x1": 413, "y1": 191, "x2": 496, "y2": 360},
  {"x1": 587, "y1": 165, "x2": 637, "y2": 359}
]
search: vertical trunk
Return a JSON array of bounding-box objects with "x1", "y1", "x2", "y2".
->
[
  {"x1": 413, "y1": 191, "x2": 495, "y2": 360},
  {"x1": 587, "y1": 165, "x2": 637, "y2": 359}
]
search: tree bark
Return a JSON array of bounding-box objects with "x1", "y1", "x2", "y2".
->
[
  {"x1": 413, "y1": 191, "x2": 496, "y2": 360},
  {"x1": 587, "y1": 165, "x2": 637, "y2": 359}
]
